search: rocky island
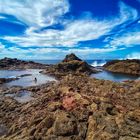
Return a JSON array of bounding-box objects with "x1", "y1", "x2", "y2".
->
[
  {"x1": 104, "y1": 59, "x2": 140, "y2": 76},
  {"x1": 43, "y1": 53, "x2": 97, "y2": 78},
  {"x1": 0, "y1": 54, "x2": 140, "y2": 140}
]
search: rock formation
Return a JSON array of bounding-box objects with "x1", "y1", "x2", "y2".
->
[
  {"x1": 62, "y1": 53, "x2": 82, "y2": 62},
  {"x1": 104, "y1": 59, "x2": 140, "y2": 75},
  {"x1": 0, "y1": 75, "x2": 140, "y2": 139},
  {"x1": 0, "y1": 55, "x2": 140, "y2": 140},
  {"x1": 0, "y1": 78, "x2": 19, "y2": 84},
  {"x1": 43, "y1": 53, "x2": 97, "y2": 78},
  {"x1": 0, "y1": 57, "x2": 47, "y2": 70}
]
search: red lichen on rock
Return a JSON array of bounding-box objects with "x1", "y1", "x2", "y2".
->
[{"x1": 62, "y1": 95, "x2": 77, "y2": 111}]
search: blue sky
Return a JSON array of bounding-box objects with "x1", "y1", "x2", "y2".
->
[{"x1": 0, "y1": 0, "x2": 140, "y2": 60}]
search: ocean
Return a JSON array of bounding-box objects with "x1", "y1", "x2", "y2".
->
[
  {"x1": 31, "y1": 59, "x2": 140, "y2": 82},
  {"x1": 1, "y1": 59, "x2": 139, "y2": 83},
  {"x1": 30, "y1": 60, "x2": 108, "y2": 67}
]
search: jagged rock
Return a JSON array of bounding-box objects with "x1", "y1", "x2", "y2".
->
[
  {"x1": 104, "y1": 59, "x2": 140, "y2": 75},
  {"x1": 0, "y1": 73, "x2": 140, "y2": 139},
  {"x1": 43, "y1": 53, "x2": 97, "y2": 78},
  {"x1": 0, "y1": 57, "x2": 47, "y2": 70},
  {"x1": 62, "y1": 53, "x2": 82, "y2": 62},
  {"x1": 53, "y1": 111, "x2": 77, "y2": 136}
]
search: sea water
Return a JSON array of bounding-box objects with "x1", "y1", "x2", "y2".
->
[
  {"x1": 0, "y1": 69, "x2": 56, "y2": 87},
  {"x1": 32, "y1": 60, "x2": 140, "y2": 82}
]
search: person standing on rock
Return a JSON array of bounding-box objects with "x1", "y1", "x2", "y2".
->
[{"x1": 34, "y1": 77, "x2": 37, "y2": 83}]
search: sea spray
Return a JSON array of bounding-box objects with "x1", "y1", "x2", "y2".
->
[{"x1": 91, "y1": 60, "x2": 106, "y2": 67}]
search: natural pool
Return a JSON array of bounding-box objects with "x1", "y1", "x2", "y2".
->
[
  {"x1": 0, "y1": 69, "x2": 56, "y2": 87},
  {"x1": 91, "y1": 69, "x2": 140, "y2": 82},
  {"x1": 5, "y1": 90, "x2": 33, "y2": 103}
]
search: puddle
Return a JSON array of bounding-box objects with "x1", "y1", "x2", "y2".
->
[
  {"x1": 0, "y1": 124, "x2": 8, "y2": 136},
  {"x1": 0, "y1": 69, "x2": 56, "y2": 87},
  {"x1": 91, "y1": 70, "x2": 140, "y2": 82},
  {"x1": 5, "y1": 90, "x2": 34, "y2": 103}
]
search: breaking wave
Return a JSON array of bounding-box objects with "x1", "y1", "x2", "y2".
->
[{"x1": 91, "y1": 60, "x2": 106, "y2": 67}]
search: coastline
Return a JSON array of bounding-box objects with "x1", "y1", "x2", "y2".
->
[{"x1": 0, "y1": 54, "x2": 140, "y2": 140}]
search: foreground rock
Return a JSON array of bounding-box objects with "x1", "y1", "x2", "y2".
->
[
  {"x1": 0, "y1": 78, "x2": 19, "y2": 84},
  {"x1": 0, "y1": 75, "x2": 140, "y2": 140},
  {"x1": 0, "y1": 57, "x2": 47, "y2": 70},
  {"x1": 104, "y1": 59, "x2": 140, "y2": 76},
  {"x1": 43, "y1": 53, "x2": 97, "y2": 78}
]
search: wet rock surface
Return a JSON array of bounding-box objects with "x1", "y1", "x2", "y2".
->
[
  {"x1": 104, "y1": 59, "x2": 140, "y2": 76},
  {"x1": 0, "y1": 78, "x2": 18, "y2": 84},
  {"x1": 0, "y1": 75, "x2": 140, "y2": 140}
]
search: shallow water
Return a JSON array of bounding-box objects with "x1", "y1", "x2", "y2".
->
[
  {"x1": 0, "y1": 69, "x2": 32, "y2": 78},
  {"x1": 5, "y1": 90, "x2": 33, "y2": 103},
  {"x1": 0, "y1": 69, "x2": 56, "y2": 87},
  {"x1": 0, "y1": 124, "x2": 8, "y2": 136},
  {"x1": 91, "y1": 70, "x2": 140, "y2": 82}
]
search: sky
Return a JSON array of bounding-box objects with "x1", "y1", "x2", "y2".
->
[{"x1": 0, "y1": 0, "x2": 140, "y2": 60}]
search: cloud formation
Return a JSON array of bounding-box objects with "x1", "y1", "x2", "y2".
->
[
  {"x1": 126, "y1": 52, "x2": 140, "y2": 59},
  {"x1": 0, "y1": 0, "x2": 139, "y2": 59},
  {"x1": 0, "y1": 0, "x2": 69, "y2": 27},
  {"x1": 2, "y1": 1, "x2": 139, "y2": 48},
  {"x1": 109, "y1": 32, "x2": 140, "y2": 47}
]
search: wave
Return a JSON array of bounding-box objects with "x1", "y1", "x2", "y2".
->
[{"x1": 91, "y1": 60, "x2": 106, "y2": 67}]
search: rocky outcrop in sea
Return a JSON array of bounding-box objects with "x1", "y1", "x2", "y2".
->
[
  {"x1": 43, "y1": 53, "x2": 97, "y2": 78},
  {"x1": 104, "y1": 59, "x2": 140, "y2": 76}
]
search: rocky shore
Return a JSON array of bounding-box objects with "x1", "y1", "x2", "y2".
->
[
  {"x1": 104, "y1": 59, "x2": 140, "y2": 76},
  {"x1": 0, "y1": 57, "x2": 47, "y2": 70},
  {"x1": 0, "y1": 54, "x2": 140, "y2": 140},
  {"x1": 0, "y1": 75, "x2": 140, "y2": 140}
]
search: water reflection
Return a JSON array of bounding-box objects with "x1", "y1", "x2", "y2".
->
[
  {"x1": 5, "y1": 90, "x2": 33, "y2": 103},
  {"x1": 0, "y1": 69, "x2": 56, "y2": 87},
  {"x1": 91, "y1": 70, "x2": 139, "y2": 82}
]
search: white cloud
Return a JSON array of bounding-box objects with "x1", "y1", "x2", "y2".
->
[
  {"x1": 0, "y1": 43, "x2": 5, "y2": 50},
  {"x1": 109, "y1": 32, "x2": 140, "y2": 47},
  {"x1": 3, "y1": 1, "x2": 138, "y2": 48},
  {"x1": 0, "y1": 0, "x2": 139, "y2": 59},
  {"x1": 0, "y1": 0, "x2": 69, "y2": 27},
  {"x1": 119, "y1": 1, "x2": 138, "y2": 22},
  {"x1": 126, "y1": 52, "x2": 140, "y2": 59},
  {"x1": 0, "y1": 45, "x2": 122, "y2": 59}
]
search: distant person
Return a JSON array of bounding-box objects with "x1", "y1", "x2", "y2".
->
[{"x1": 34, "y1": 77, "x2": 37, "y2": 83}]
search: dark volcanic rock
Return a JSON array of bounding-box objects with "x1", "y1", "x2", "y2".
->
[
  {"x1": 43, "y1": 53, "x2": 97, "y2": 78},
  {"x1": 0, "y1": 78, "x2": 19, "y2": 84},
  {"x1": 0, "y1": 57, "x2": 47, "y2": 70},
  {"x1": 62, "y1": 53, "x2": 82, "y2": 62},
  {"x1": 104, "y1": 59, "x2": 140, "y2": 75}
]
